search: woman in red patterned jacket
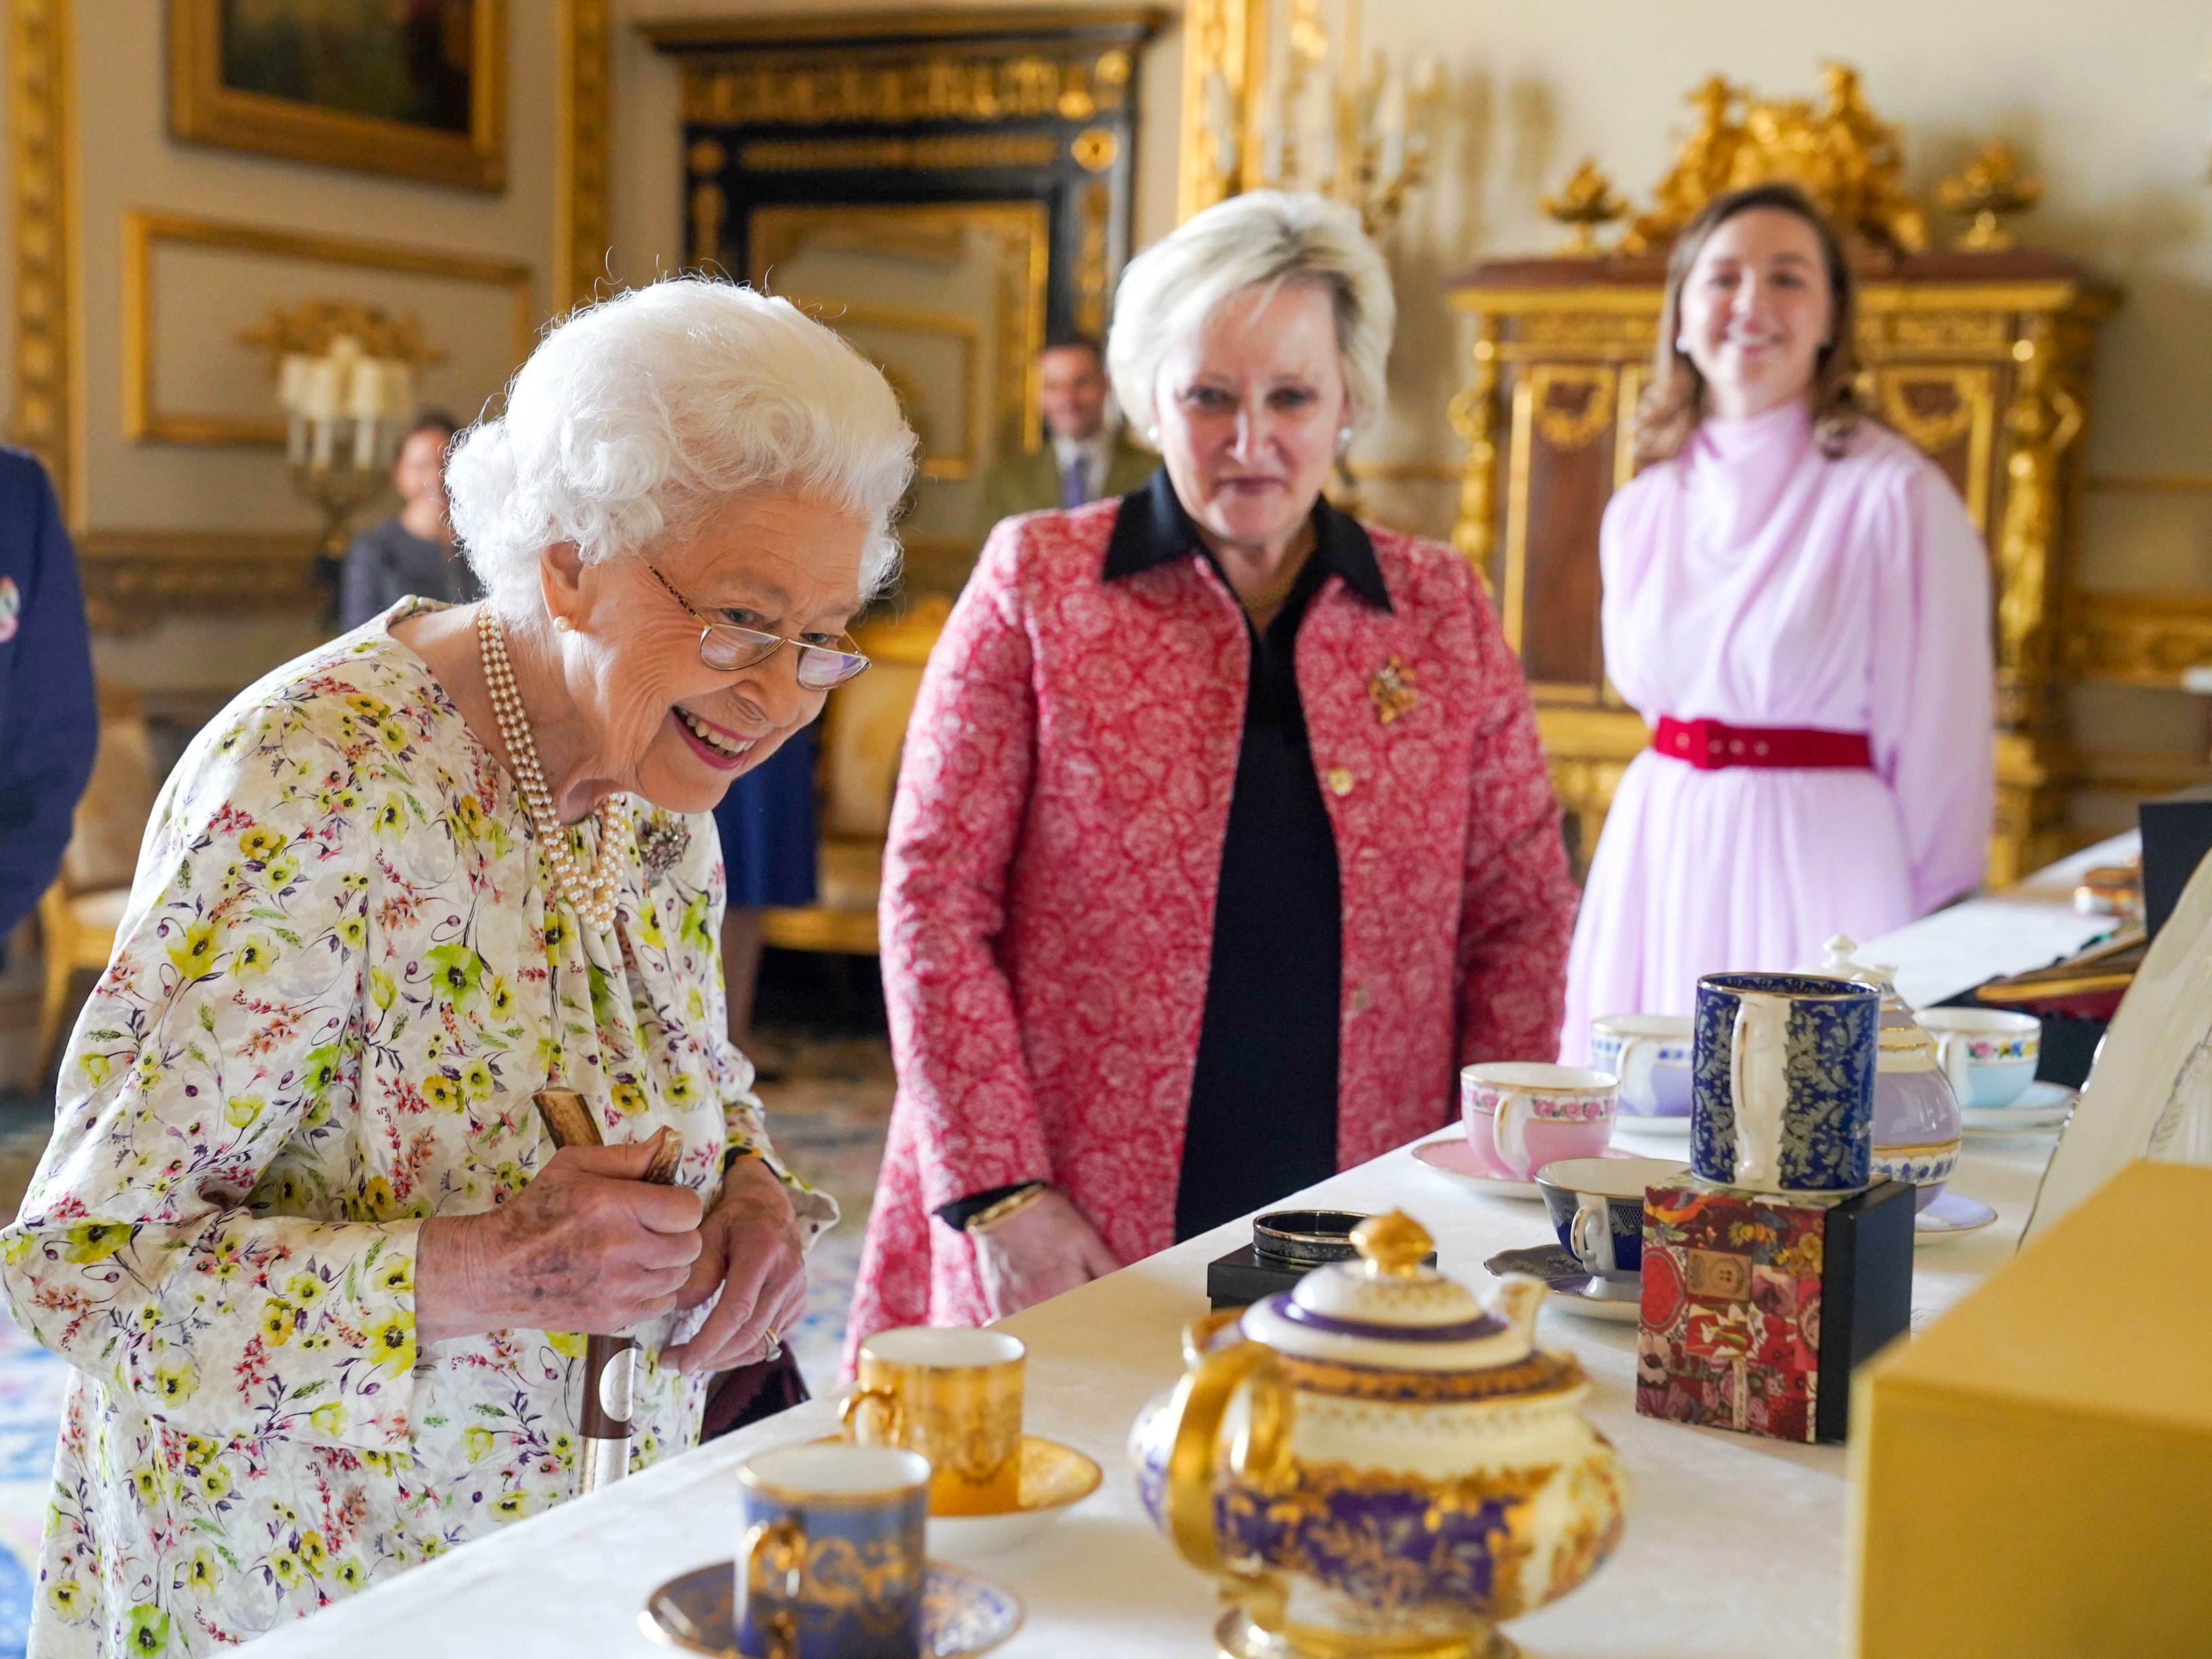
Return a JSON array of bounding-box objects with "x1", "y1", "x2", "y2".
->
[{"x1": 846, "y1": 192, "x2": 1577, "y2": 1360}]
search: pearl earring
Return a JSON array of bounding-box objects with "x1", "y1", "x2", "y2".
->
[
  {"x1": 1337, "y1": 426, "x2": 1354, "y2": 445},
  {"x1": 1145, "y1": 424, "x2": 1160, "y2": 444},
  {"x1": 553, "y1": 615, "x2": 573, "y2": 633}
]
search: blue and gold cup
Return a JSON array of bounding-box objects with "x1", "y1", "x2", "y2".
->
[
  {"x1": 1691, "y1": 972, "x2": 1880, "y2": 1193},
  {"x1": 1535, "y1": 1155, "x2": 1691, "y2": 1277},
  {"x1": 736, "y1": 1442, "x2": 930, "y2": 1659}
]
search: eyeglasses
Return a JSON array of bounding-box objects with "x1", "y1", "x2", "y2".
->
[{"x1": 641, "y1": 563, "x2": 871, "y2": 691}]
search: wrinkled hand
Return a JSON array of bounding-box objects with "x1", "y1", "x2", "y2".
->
[
  {"x1": 416, "y1": 1140, "x2": 703, "y2": 1345},
  {"x1": 662, "y1": 1155, "x2": 810, "y2": 1376},
  {"x1": 970, "y1": 1188, "x2": 1120, "y2": 1320}
]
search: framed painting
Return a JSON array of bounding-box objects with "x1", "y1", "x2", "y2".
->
[{"x1": 168, "y1": 0, "x2": 507, "y2": 193}]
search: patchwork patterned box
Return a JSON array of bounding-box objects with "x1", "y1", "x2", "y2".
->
[{"x1": 1636, "y1": 1176, "x2": 1913, "y2": 1443}]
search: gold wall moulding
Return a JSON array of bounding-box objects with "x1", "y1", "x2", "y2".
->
[
  {"x1": 2086, "y1": 474, "x2": 2212, "y2": 495},
  {"x1": 122, "y1": 209, "x2": 534, "y2": 447},
  {"x1": 748, "y1": 201, "x2": 1048, "y2": 462},
  {"x1": 167, "y1": 0, "x2": 507, "y2": 193},
  {"x1": 738, "y1": 134, "x2": 1063, "y2": 174},
  {"x1": 781, "y1": 294, "x2": 983, "y2": 481},
  {"x1": 2072, "y1": 592, "x2": 2212, "y2": 687},
  {"x1": 75, "y1": 531, "x2": 321, "y2": 636},
  {"x1": 8, "y1": 0, "x2": 73, "y2": 517},
  {"x1": 555, "y1": 0, "x2": 613, "y2": 311}
]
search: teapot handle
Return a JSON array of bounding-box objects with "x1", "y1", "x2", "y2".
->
[{"x1": 1162, "y1": 1336, "x2": 1293, "y2": 1616}]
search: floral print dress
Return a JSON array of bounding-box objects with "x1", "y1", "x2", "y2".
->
[{"x1": 0, "y1": 605, "x2": 833, "y2": 1658}]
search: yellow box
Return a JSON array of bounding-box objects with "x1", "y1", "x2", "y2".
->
[{"x1": 1848, "y1": 1161, "x2": 2212, "y2": 1656}]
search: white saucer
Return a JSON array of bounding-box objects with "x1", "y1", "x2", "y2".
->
[
  {"x1": 1915, "y1": 1188, "x2": 1998, "y2": 1238},
  {"x1": 1960, "y1": 1080, "x2": 2076, "y2": 1134},
  {"x1": 1611, "y1": 1112, "x2": 1693, "y2": 1140}
]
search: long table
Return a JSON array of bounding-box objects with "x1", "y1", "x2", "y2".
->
[{"x1": 250, "y1": 852, "x2": 2123, "y2": 1657}]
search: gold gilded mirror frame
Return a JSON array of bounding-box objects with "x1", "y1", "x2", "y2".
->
[{"x1": 648, "y1": 8, "x2": 1162, "y2": 598}]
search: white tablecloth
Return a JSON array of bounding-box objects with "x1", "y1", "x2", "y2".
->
[{"x1": 248, "y1": 850, "x2": 2114, "y2": 1658}]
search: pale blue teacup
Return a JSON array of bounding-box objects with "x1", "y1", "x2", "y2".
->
[
  {"x1": 1917, "y1": 1007, "x2": 2040, "y2": 1108},
  {"x1": 1589, "y1": 1014, "x2": 1693, "y2": 1117}
]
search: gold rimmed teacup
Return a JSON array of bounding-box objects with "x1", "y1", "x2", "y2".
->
[{"x1": 840, "y1": 1327, "x2": 1025, "y2": 1517}]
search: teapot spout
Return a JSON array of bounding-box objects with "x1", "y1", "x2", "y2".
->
[{"x1": 1488, "y1": 1273, "x2": 1549, "y2": 1348}]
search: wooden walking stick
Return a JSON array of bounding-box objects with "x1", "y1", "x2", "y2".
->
[{"x1": 532, "y1": 1087, "x2": 684, "y2": 1496}]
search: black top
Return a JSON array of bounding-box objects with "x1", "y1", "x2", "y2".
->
[
  {"x1": 1104, "y1": 473, "x2": 1393, "y2": 1241},
  {"x1": 338, "y1": 517, "x2": 483, "y2": 631}
]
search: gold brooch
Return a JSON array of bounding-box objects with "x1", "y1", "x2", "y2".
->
[{"x1": 1366, "y1": 655, "x2": 1417, "y2": 725}]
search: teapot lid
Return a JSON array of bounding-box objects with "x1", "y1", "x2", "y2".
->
[
  {"x1": 1809, "y1": 935, "x2": 1913, "y2": 1017},
  {"x1": 1239, "y1": 1212, "x2": 1539, "y2": 1373}
]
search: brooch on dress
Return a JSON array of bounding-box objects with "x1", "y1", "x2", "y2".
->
[
  {"x1": 1366, "y1": 655, "x2": 1417, "y2": 725},
  {"x1": 636, "y1": 812, "x2": 690, "y2": 882}
]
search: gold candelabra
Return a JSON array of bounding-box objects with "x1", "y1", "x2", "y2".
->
[
  {"x1": 277, "y1": 334, "x2": 418, "y2": 560},
  {"x1": 1186, "y1": 0, "x2": 1443, "y2": 235}
]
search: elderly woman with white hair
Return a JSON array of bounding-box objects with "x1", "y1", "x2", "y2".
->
[
  {"x1": 1, "y1": 279, "x2": 912, "y2": 1656},
  {"x1": 846, "y1": 192, "x2": 1578, "y2": 1359}
]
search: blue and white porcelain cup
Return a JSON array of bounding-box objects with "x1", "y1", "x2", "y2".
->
[
  {"x1": 1916, "y1": 1007, "x2": 2040, "y2": 1108},
  {"x1": 736, "y1": 1442, "x2": 930, "y2": 1659},
  {"x1": 1589, "y1": 1014, "x2": 1694, "y2": 1117},
  {"x1": 1535, "y1": 1155, "x2": 1691, "y2": 1277},
  {"x1": 1691, "y1": 972, "x2": 1880, "y2": 1193}
]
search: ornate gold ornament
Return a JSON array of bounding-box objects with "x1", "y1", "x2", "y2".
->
[
  {"x1": 236, "y1": 300, "x2": 449, "y2": 380},
  {"x1": 1539, "y1": 159, "x2": 1629, "y2": 256},
  {"x1": 1445, "y1": 320, "x2": 1501, "y2": 574},
  {"x1": 1070, "y1": 125, "x2": 1120, "y2": 173},
  {"x1": 1619, "y1": 63, "x2": 1928, "y2": 255},
  {"x1": 1938, "y1": 140, "x2": 2044, "y2": 252},
  {"x1": 679, "y1": 45, "x2": 1134, "y2": 128}
]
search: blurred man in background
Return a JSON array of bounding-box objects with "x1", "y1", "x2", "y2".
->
[{"x1": 972, "y1": 334, "x2": 1154, "y2": 544}]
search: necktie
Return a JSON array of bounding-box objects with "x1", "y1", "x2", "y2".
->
[{"x1": 1061, "y1": 454, "x2": 1088, "y2": 510}]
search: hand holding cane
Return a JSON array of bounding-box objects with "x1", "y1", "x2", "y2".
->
[{"x1": 532, "y1": 1087, "x2": 685, "y2": 1495}]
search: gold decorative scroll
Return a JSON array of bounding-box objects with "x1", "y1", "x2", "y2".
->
[
  {"x1": 1075, "y1": 180, "x2": 1111, "y2": 337},
  {"x1": 1527, "y1": 365, "x2": 1617, "y2": 452},
  {"x1": 75, "y1": 531, "x2": 321, "y2": 636},
  {"x1": 738, "y1": 134, "x2": 1061, "y2": 173},
  {"x1": 236, "y1": 300, "x2": 449, "y2": 377},
  {"x1": 1869, "y1": 365, "x2": 1996, "y2": 529},
  {"x1": 1994, "y1": 317, "x2": 2085, "y2": 720},
  {"x1": 682, "y1": 47, "x2": 1132, "y2": 128},
  {"x1": 1177, "y1": 0, "x2": 1267, "y2": 218},
  {"x1": 2073, "y1": 592, "x2": 2212, "y2": 687}
]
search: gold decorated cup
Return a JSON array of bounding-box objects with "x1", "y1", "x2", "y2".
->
[{"x1": 839, "y1": 1327, "x2": 1025, "y2": 1516}]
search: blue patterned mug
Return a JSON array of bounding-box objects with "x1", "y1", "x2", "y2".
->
[
  {"x1": 1691, "y1": 972, "x2": 1880, "y2": 1193},
  {"x1": 736, "y1": 1442, "x2": 930, "y2": 1659}
]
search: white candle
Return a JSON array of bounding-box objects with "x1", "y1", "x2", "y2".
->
[
  {"x1": 277, "y1": 353, "x2": 310, "y2": 415},
  {"x1": 285, "y1": 412, "x2": 307, "y2": 466}
]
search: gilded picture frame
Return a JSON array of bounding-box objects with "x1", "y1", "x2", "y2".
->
[{"x1": 167, "y1": 0, "x2": 507, "y2": 193}]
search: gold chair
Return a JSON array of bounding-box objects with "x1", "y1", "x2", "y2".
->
[
  {"x1": 35, "y1": 688, "x2": 160, "y2": 1082},
  {"x1": 760, "y1": 595, "x2": 951, "y2": 956}
]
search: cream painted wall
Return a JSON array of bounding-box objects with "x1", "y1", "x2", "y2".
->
[
  {"x1": 1331, "y1": 0, "x2": 2212, "y2": 824},
  {"x1": 62, "y1": 0, "x2": 561, "y2": 702},
  {"x1": 604, "y1": 0, "x2": 1183, "y2": 292}
]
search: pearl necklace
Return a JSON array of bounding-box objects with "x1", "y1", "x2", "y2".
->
[{"x1": 475, "y1": 607, "x2": 629, "y2": 932}]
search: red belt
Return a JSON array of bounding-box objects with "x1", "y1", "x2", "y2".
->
[{"x1": 1654, "y1": 717, "x2": 1873, "y2": 772}]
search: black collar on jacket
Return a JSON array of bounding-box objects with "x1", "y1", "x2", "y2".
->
[{"x1": 1099, "y1": 468, "x2": 1393, "y2": 614}]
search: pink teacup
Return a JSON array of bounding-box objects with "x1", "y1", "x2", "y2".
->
[{"x1": 1460, "y1": 1062, "x2": 1619, "y2": 1181}]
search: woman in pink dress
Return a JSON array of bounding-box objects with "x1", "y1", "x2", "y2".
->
[{"x1": 1562, "y1": 184, "x2": 1993, "y2": 1055}]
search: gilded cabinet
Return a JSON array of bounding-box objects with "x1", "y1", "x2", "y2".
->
[{"x1": 1448, "y1": 249, "x2": 2116, "y2": 888}]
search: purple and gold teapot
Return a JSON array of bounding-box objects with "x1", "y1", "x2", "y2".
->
[
  {"x1": 1128, "y1": 1213, "x2": 1625, "y2": 1658},
  {"x1": 1807, "y1": 935, "x2": 1963, "y2": 1208}
]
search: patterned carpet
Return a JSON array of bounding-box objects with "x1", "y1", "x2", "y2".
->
[{"x1": 0, "y1": 1003, "x2": 896, "y2": 1658}]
